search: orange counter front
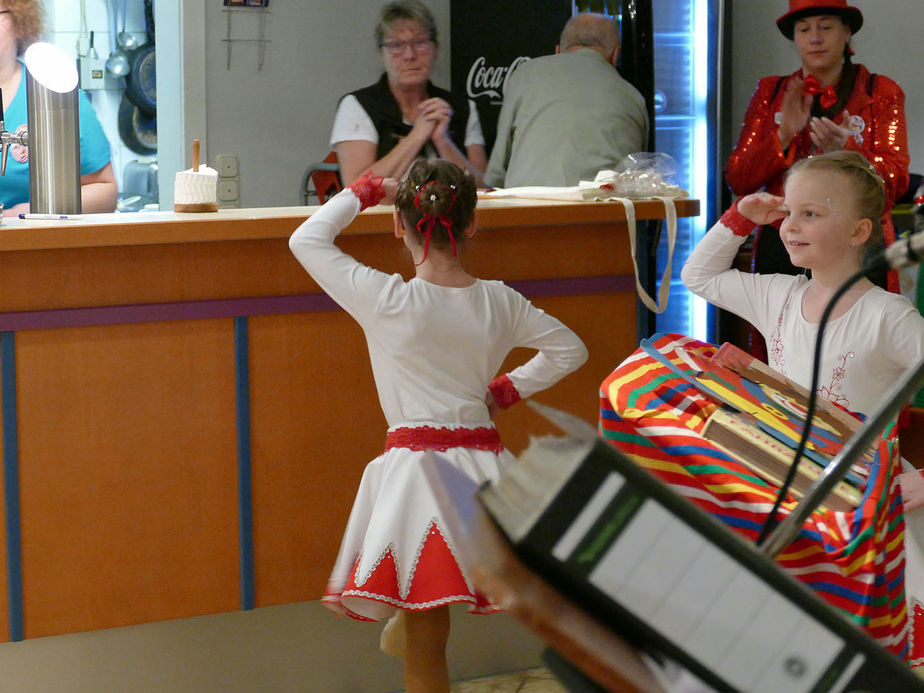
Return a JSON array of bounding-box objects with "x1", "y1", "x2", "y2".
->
[{"x1": 0, "y1": 197, "x2": 698, "y2": 640}]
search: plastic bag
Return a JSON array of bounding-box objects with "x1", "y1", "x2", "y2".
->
[{"x1": 579, "y1": 152, "x2": 689, "y2": 200}]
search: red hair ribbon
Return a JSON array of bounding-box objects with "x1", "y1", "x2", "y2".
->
[
  {"x1": 802, "y1": 75, "x2": 838, "y2": 110},
  {"x1": 413, "y1": 182, "x2": 457, "y2": 266}
]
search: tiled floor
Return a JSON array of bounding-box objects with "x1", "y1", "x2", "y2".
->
[
  {"x1": 389, "y1": 667, "x2": 568, "y2": 693},
  {"x1": 451, "y1": 667, "x2": 567, "y2": 692}
]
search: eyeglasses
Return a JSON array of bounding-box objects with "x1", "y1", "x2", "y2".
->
[{"x1": 381, "y1": 38, "x2": 431, "y2": 56}]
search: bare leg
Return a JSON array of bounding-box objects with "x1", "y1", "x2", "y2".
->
[{"x1": 403, "y1": 606, "x2": 451, "y2": 693}]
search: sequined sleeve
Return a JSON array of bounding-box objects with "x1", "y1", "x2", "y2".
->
[
  {"x1": 726, "y1": 77, "x2": 792, "y2": 196},
  {"x1": 847, "y1": 75, "x2": 910, "y2": 207}
]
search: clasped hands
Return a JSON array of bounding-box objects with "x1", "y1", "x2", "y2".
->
[{"x1": 409, "y1": 97, "x2": 454, "y2": 147}]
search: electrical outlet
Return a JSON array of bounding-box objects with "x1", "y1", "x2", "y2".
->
[
  {"x1": 218, "y1": 179, "x2": 240, "y2": 203},
  {"x1": 216, "y1": 155, "x2": 239, "y2": 178}
]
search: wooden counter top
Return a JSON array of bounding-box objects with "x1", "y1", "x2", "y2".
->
[{"x1": 0, "y1": 197, "x2": 700, "y2": 251}]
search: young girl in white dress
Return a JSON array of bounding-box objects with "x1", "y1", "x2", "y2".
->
[
  {"x1": 682, "y1": 150, "x2": 924, "y2": 663},
  {"x1": 288, "y1": 158, "x2": 588, "y2": 692}
]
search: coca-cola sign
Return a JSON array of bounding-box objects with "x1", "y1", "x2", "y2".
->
[
  {"x1": 465, "y1": 56, "x2": 531, "y2": 104},
  {"x1": 450, "y1": 0, "x2": 569, "y2": 151}
]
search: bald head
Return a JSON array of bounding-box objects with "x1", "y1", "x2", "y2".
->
[{"x1": 558, "y1": 13, "x2": 620, "y2": 63}]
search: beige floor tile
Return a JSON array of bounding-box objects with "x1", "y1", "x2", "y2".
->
[
  {"x1": 451, "y1": 666, "x2": 567, "y2": 693},
  {"x1": 390, "y1": 666, "x2": 567, "y2": 693}
]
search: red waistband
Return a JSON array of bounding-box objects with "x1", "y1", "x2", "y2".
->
[{"x1": 384, "y1": 425, "x2": 505, "y2": 453}]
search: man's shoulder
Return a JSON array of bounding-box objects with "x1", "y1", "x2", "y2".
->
[{"x1": 508, "y1": 52, "x2": 557, "y2": 78}]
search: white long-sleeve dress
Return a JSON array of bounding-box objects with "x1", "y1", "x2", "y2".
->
[{"x1": 289, "y1": 189, "x2": 588, "y2": 621}]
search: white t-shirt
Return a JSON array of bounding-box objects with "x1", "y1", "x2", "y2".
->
[{"x1": 330, "y1": 94, "x2": 485, "y2": 151}]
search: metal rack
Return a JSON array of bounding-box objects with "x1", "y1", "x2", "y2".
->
[{"x1": 221, "y1": 7, "x2": 271, "y2": 71}]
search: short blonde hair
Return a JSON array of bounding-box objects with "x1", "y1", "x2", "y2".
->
[
  {"x1": 375, "y1": 1, "x2": 437, "y2": 48},
  {"x1": 788, "y1": 151, "x2": 885, "y2": 248},
  {"x1": 5, "y1": 0, "x2": 45, "y2": 56}
]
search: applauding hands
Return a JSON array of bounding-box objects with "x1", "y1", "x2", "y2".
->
[{"x1": 777, "y1": 77, "x2": 852, "y2": 153}]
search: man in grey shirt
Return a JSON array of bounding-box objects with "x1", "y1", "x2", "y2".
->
[{"x1": 484, "y1": 13, "x2": 649, "y2": 188}]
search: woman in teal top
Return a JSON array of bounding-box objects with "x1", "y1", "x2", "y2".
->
[{"x1": 1, "y1": 0, "x2": 116, "y2": 216}]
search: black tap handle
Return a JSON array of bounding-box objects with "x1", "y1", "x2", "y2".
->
[{"x1": 0, "y1": 86, "x2": 5, "y2": 125}]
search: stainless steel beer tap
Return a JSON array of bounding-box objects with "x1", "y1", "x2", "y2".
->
[{"x1": 0, "y1": 87, "x2": 29, "y2": 177}]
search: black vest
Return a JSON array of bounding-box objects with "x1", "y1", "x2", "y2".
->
[{"x1": 349, "y1": 74, "x2": 470, "y2": 160}]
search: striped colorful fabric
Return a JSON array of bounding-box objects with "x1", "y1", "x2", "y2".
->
[{"x1": 598, "y1": 333, "x2": 909, "y2": 660}]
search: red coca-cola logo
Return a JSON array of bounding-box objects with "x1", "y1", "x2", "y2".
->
[{"x1": 465, "y1": 56, "x2": 530, "y2": 104}]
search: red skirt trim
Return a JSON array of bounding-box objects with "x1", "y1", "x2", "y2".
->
[
  {"x1": 324, "y1": 520, "x2": 501, "y2": 620},
  {"x1": 384, "y1": 425, "x2": 505, "y2": 453}
]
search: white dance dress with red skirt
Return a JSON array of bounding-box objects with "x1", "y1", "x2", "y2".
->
[
  {"x1": 323, "y1": 424, "x2": 514, "y2": 621},
  {"x1": 288, "y1": 188, "x2": 588, "y2": 623}
]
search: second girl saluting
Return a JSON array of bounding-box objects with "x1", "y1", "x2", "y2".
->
[{"x1": 684, "y1": 150, "x2": 923, "y2": 417}]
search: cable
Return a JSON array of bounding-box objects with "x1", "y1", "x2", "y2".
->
[{"x1": 755, "y1": 265, "x2": 869, "y2": 546}]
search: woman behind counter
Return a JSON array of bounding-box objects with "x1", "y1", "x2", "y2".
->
[
  {"x1": 726, "y1": 0, "x2": 909, "y2": 292},
  {"x1": 0, "y1": 0, "x2": 117, "y2": 217},
  {"x1": 329, "y1": 0, "x2": 487, "y2": 186}
]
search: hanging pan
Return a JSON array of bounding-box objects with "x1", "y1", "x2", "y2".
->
[{"x1": 125, "y1": 42, "x2": 156, "y2": 116}]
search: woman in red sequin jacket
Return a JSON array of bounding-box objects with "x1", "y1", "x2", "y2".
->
[{"x1": 726, "y1": 1, "x2": 909, "y2": 291}]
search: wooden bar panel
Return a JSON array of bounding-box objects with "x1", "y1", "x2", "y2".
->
[
  {"x1": 248, "y1": 313, "x2": 386, "y2": 605},
  {"x1": 0, "y1": 352, "x2": 9, "y2": 643},
  {"x1": 14, "y1": 321, "x2": 240, "y2": 637}
]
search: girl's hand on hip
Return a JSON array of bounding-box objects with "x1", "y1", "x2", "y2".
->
[
  {"x1": 485, "y1": 391, "x2": 499, "y2": 420},
  {"x1": 737, "y1": 192, "x2": 786, "y2": 226}
]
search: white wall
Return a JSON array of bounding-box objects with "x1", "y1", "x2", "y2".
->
[
  {"x1": 201, "y1": 0, "x2": 452, "y2": 208},
  {"x1": 725, "y1": 0, "x2": 924, "y2": 180}
]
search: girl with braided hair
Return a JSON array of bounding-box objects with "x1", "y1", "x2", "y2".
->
[{"x1": 289, "y1": 158, "x2": 587, "y2": 692}]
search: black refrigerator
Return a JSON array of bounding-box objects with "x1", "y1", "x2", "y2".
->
[{"x1": 450, "y1": 0, "x2": 731, "y2": 342}]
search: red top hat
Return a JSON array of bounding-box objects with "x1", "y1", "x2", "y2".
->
[{"x1": 776, "y1": 0, "x2": 863, "y2": 39}]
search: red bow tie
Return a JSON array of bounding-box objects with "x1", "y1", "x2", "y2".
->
[{"x1": 802, "y1": 75, "x2": 838, "y2": 109}]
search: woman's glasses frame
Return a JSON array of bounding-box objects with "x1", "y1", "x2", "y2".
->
[{"x1": 380, "y1": 38, "x2": 432, "y2": 56}]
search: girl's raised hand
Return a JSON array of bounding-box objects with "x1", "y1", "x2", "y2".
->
[
  {"x1": 381, "y1": 178, "x2": 399, "y2": 206},
  {"x1": 737, "y1": 192, "x2": 786, "y2": 226}
]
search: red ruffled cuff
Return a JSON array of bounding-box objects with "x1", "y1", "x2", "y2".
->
[
  {"x1": 721, "y1": 199, "x2": 758, "y2": 237},
  {"x1": 348, "y1": 171, "x2": 386, "y2": 210},
  {"x1": 488, "y1": 375, "x2": 521, "y2": 410}
]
